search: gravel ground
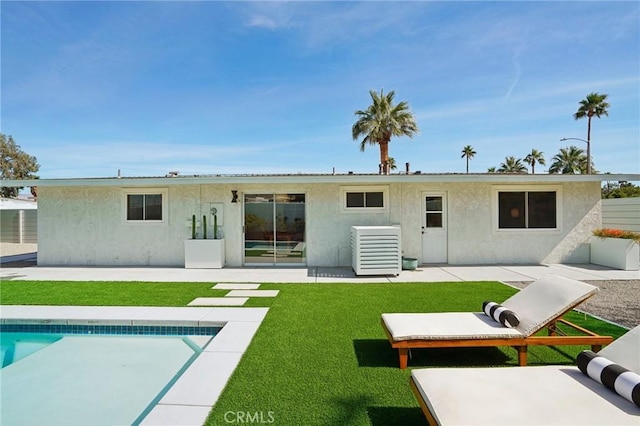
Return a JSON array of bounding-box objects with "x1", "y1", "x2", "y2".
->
[{"x1": 506, "y1": 280, "x2": 640, "y2": 329}]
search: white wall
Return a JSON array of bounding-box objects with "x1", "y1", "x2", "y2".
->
[
  {"x1": 602, "y1": 198, "x2": 640, "y2": 232},
  {"x1": 37, "y1": 180, "x2": 601, "y2": 266}
]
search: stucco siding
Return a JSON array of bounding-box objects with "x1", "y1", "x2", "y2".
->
[{"x1": 35, "y1": 180, "x2": 601, "y2": 267}]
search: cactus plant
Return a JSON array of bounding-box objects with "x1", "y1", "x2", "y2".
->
[
  {"x1": 191, "y1": 214, "x2": 196, "y2": 239},
  {"x1": 203, "y1": 215, "x2": 207, "y2": 239},
  {"x1": 214, "y1": 214, "x2": 218, "y2": 239}
]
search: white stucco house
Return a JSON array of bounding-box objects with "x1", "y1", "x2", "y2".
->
[{"x1": 2, "y1": 172, "x2": 638, "y2": 267}]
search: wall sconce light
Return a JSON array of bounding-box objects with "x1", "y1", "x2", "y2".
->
[{"x1": 231, "y1": 190, "x2": 238, "y2": 203}]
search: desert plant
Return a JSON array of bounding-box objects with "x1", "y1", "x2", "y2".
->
[
  {"x1": 203, "y1": 215, "x2": 207, "y2": 239},
  {"x1": 191, "y1": 214, "x2": 196, "y2": 239},
  {"x1": 214, "y1": 214, "x2": 218, "y2": 239},
  {"x1": 592, "y1": 228, "x2": 640, "y2": 243}
]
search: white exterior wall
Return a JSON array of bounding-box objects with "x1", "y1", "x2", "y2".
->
[{"x1": 36, "y1": 180, "x2": 601, "y2": 267}]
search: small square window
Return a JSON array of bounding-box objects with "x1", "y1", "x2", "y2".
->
[
  {"x1": 365, "y1": 192, "x2": 384, "y2": 208},
  {"x1": 125, "y1": 192, "x2": 165, "y2": 222},
  {"x1": 346, "y1": 192, "x2": 365, "y2": 208}
]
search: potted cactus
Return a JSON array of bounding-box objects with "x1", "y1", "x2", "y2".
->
[{"x1": 184, "y1": 207, "x2": 225, "y2": 269}]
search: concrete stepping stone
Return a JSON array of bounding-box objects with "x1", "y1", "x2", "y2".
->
[
  {"x1": 187, "y1": 297, "x2": 248, "y2": 306},
  {"x1": 225, "y1": 290, "x2": 279, "y2": 298},
  {"x1": 212, "y1": 283, "x2": 261, "y2": 290}
]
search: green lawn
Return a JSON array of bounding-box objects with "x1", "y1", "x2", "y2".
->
[{"x1": 0, "y1": 280, "x2": 627, "y2": 425}]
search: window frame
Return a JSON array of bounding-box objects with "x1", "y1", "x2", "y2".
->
[
  {"x1": 492, "y1": 185, "x2": 562, "y2": 233},
  {"x1": 122, "y1": 188, "x2": 168, "y2": 224},
  {"x1": 341, "y1": 186, "x2": 389, "y2": 213}
]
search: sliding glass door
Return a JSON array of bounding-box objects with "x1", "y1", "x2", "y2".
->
[{"x1": 244, "y1": 193, "x2": 306, "y2": 265}]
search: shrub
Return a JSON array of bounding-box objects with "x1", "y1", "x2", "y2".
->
[{"x1": 592, "y1": 228, "x2": 640, "y2": 243}]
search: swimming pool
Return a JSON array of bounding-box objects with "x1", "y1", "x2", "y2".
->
[
  {"x1": 0, "y1": 305, "x2": 269, "y2": 426},
  {"x1": 1, "y1": 324, "x2": 220, "y2": 425}
]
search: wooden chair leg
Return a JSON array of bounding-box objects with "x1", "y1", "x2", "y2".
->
[
  {"x1": 399, "y1": 348, "x2": 409, "y2": 369},
  {"x1": 517, "y1": 346, "x2": 528, "y2": 366},
  {"x1": 592, "y1": 344, "x2": 603, "y2": 352}
]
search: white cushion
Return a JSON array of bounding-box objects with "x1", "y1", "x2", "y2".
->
[
  {"x1": 382, "y1": 312, "x2": 523, "y2": 341},
  {"x1": 412, "y1": 366, "x2": 640, "y2": 425},
  {"x1": 502, "y1": 274, "x2": 599, "y2": 337}
]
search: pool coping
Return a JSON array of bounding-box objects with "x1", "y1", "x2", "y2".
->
[{"x1": 0, "y1": 305, "x2": 269, "y2": 426}]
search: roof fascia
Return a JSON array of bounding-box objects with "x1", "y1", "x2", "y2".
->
[{"x1": 2, "y1": 173, "x2": 638, "y2": 187}]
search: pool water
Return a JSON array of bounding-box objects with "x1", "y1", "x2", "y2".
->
[
  {"x1": 1, "y1": 332, "x2": 62, "y2": 368},
  {"x1": 0, "y1": 328, "x2": 219, "y2": 426}
]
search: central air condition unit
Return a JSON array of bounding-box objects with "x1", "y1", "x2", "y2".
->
[{"x1": 351, "y1": 226, "x2": 402, "y2": 276}]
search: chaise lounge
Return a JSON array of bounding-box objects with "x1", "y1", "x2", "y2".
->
[
  {"x1": 410, "y1": 324, "x2": 640, "y2": 425},
  {"x1": 381, "y1": 274, "x2": 613, "y2": 369}
]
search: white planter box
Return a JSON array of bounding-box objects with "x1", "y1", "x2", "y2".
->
[
  {"x1": 590, "y1": 237, "x2": 639, "y2": 271},
  {"x1": 184, "y1": 239, "x2": 225, "y2": 269}
]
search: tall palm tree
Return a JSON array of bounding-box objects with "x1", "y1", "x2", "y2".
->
[
  {"x1": 352, "y1": 89, "x2": 419, "y2": 175},
  {"x1": 461, "y1": 145, "x2": 476, "y2": 173},
  {"x1": 523, "y1": 149, "x2": 546, "y2": 174},
  {"x1": 498, "y1": 156, "x2": 528, "y2": 173},
  {"x1": 573, "y1": 92, "x2": 609, "y2": 174},
  {"x1": 549, "y1": 146, "x2": 591, "y2": 174}
]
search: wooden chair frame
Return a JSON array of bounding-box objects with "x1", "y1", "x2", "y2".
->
[{"x1": 382, "y1": 317, "x2": 613, "y2": 369}]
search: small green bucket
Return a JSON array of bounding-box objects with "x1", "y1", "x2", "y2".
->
[{"x1": 402, "y1": 257, "x2": 418, "y2": 270}]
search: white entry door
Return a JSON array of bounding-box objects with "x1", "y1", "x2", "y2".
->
[{"x1": 421, "y1": 192, "x2": 448, "y2": 263}]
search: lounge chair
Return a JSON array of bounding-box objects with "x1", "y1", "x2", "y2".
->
[
  {"x1": 410, "y1": 325, "x2": 640, "y2": 425},
  {"x1": 381, "y1": 274, "x2": 613, "y2": 369}
]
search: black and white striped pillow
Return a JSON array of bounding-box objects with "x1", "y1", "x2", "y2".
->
[
  {"x1": 482, "y1": 301, "x2": 520, "y2": 328},
  {"x1": 577, "y1": 350, "x2": 640, "y2": 407}
]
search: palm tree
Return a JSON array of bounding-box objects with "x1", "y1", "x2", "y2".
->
[
  {"x1": 387, "y1": 157, "x2": 398, "y2": 172},
  {"x1": 498, "y1": 156, "x2": 528, "y2": 173},
  {"x1": 487, "y1": 167, "x2": 497, "y2": 173},
  {"x1": 352, "y1": 89, "x2": 419, "y2": 175},
  {"x1": 461, "y1": 145, "x2": 476, "y2": 173},
  {"x1": 549, "y1": 146, "x2": 591, "y2": 174},
  {"x1": 573, "y1": 92, "x2": 609, "y2": 174},
  {"x1": 523, "y1": 149, "x2": 546, "y2": 174}
]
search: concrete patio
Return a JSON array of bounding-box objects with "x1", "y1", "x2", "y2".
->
[{"x1": 1, "y1": 263, "x2": 638, "y2": 283}]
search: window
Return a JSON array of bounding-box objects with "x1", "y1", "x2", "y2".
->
[
  {"x1": 342, "y1": 186, "x2": 388, "y2": 211},
  {"x1": 425, "y1": 196, "x2": 443, "y2": 228},
  {"x1": 497, "y1": 190, "x2": 557, "y2": 230},
  {"x1": 346, "y1": 191, "x2": 383, "y2": 208},
  {"x1": 123, "y1": 189, "x2": 167, "y2": 222}
]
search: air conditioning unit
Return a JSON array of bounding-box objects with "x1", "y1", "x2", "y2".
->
[{"x1": 351, "y1": 226, "x2": 402, "y2": 276}]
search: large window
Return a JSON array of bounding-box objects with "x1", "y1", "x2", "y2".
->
[
  {"x1": 124, "y1": 189, "x2": 167, "y2": 222},
  {"x1": 342, "y1": 186, "x2": 388, "y2": 211},
  {"x1": 497, "y1": 190, "x2": 557, "y2": 229}
]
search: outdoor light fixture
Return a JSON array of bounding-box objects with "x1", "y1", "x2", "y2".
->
[{"x1": 231, "y1": 190, "x2": 238, "y2": 203}]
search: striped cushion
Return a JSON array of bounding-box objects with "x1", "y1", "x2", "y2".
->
[
  {"x1": 577, "y1": 350, "x2": 640, "y2": 407},
  {"x1": 482, "y1": 301, "x2": 520, "y2": 328}
]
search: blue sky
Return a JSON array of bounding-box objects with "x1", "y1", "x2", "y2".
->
[{"x1": 2, "y1": 1, "x2": 639, "y2": 178}]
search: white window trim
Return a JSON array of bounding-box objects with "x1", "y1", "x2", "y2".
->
[
  {"x1": 491, "y1": 185, "x2": 562, "y2": 233},
  {"x1": 122, "y1": 188, "x2": 168, "y2": 224},
  {"x1": 341, "y1": 186, "x2": 389, "y2": 213}
]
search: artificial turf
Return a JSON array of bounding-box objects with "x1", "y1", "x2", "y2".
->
[{"x1": 0, "y1": 280, "x2": 627, "y2": 425}]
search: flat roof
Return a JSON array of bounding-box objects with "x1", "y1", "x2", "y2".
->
[{"x1": 1, "y1": 172, "x2": 639, "y2": 187}]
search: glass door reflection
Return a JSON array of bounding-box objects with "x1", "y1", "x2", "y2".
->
[{"x1": 244, "y1": 193, "x2": 305, "y2": 265}]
